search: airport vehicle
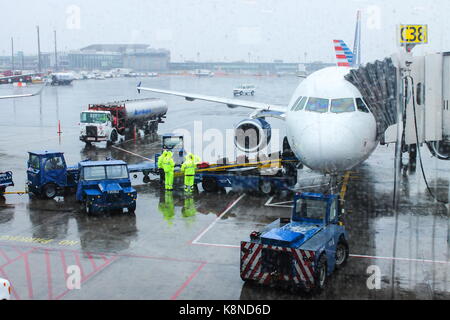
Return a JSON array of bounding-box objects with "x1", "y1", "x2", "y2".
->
[
  {"x1": 240, "y1": 192, "x2": 348, "y2": 292},
  {"x1": 0, "y1": 278, "x2": 11, "y2": 300},
  {"x1": 193, "y1": 69, "x2": 214, "y2": 77},
  {"x1": 0, "y1": 171, "x2": 14, "y2": 195},
  {"x1": 26, "y1": 151, "x2": 137, "y2": 213},
  {"x1": 79, "y1": 98, "x2": 168, "y2": 146},
  {"x1": 49, "y1": 73, "x2": 76, "y2": 86},
  {"x1": 233, "y1": 84, "x2": 256, "y2": 96}
]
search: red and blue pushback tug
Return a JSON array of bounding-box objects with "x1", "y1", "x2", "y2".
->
[{"x1": 240, "y1": 192, "x2": 349, "y2": 293}]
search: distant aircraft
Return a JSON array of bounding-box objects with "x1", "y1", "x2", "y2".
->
[{"x1": 333, "y1": 10, "x2": 362, "y2": 67}]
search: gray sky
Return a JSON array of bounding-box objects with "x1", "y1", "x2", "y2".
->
[{"x1": 1, "y1": 0, "x2": 449, "y2": 63}]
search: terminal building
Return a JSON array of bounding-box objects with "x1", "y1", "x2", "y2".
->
[{"x1": 67, "y1": 44, "x2": 171, "y2": 71}]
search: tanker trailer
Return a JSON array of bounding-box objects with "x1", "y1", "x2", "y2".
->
[{"x1": 79, "y1": 98, "x2": 168, "y2": 146}]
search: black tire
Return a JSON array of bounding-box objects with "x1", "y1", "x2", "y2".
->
[
  {"x1": 42, "y1": 183, "x2": 57, "y2": 199},
  {"x1": 313, "y1": 254, "x2": 328, "y2": 293},
  {"x1": 259, "y1": 180, "x2": 274, "y2": 196},
  {"x1": 240, "y1": 91, "x2": 243, "y2": 95},
  {"x1": 0, "y1": 186, "x2": 5, "y2": 196},
  {"x1": 251, "y1": 91, "x2": 254, "y2": 96},
  {"x1": 335, "y1": 237, "x2": 349, "y2": 269},
  {"x1": 108, "y1": 130, "x2": 118, "y2": 146},
  {"x1": 202, "y1": 177, "x2": 218, "y2": 193},
  {"x1": 128, "y1": 203, "x2": 136, "y2": 213},
  {"x1": 143, "y1": 175, "x2": 151, "y2": 184},
  {"x1": 84, "y1": 202, "x2": 92, "y2": 214}
]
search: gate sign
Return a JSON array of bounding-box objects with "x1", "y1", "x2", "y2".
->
[{"x1": 399, "y1": 25, "x2": 428, "y2": 44}]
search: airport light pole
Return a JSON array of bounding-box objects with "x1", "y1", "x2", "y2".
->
[
  {"x1": 11, "y1": 37, "x2": 14, "y2": 72},
  {"x1": 37, "y1": 26, "x2": 42, "y2": 73}
]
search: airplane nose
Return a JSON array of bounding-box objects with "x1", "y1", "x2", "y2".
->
[{"x1": 297, "y1": 124, "x2": 363, "y2": 172}]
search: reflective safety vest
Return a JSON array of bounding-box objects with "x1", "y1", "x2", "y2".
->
[
  {"x1": 161, "y1": 152, "x2": 175, "y2": 172},
  {"x1": 181, "y1": 160, "x2": 196, "y2": 175}
]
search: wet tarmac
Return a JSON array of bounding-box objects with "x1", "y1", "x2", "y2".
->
[{"x1": 0, "y1": 76, "x2": 449, "y2": 300}]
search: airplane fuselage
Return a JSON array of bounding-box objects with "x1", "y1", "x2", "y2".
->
[{"x1": 284, "y1": 66, "x2": 378, "y2": 174}]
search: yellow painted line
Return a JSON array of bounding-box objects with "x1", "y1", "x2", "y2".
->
[
  {"x1": 340, "y1": 171, "x2": 351, "y2": 201},
  {"x1": 2, "y1": 192, "x2": 28, "y2": 195}
]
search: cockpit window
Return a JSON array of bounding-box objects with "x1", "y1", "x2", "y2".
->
[
  {"x1": 305, "y1": 98, "x2": 329, "y2": 113},
  {"x1": 293, "y1": 96, "x2": 307, "y2": 111},
  {"x1": 331, "y1": 98, "x2": 356, "y2": 113},
  {"x1": 356, "y1": 98, "x2": 370, "y2": 113},
  {"x1": 290, "y1": 96, "x2": 302, "y2": 111}
]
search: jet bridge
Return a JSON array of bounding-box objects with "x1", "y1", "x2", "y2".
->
[{"x1": 345, "y1": 52, "x2": 450, "y2": 163}]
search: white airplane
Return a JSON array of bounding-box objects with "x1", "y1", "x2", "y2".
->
[{"x1": 137, "y1": 66, "x2": 377, "y2": 175}]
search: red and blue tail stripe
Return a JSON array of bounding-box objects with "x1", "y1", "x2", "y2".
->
[{"x1": 333, "y1": 40, "x2": 354, "y2": 67}]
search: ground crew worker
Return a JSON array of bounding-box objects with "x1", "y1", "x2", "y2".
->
[
  {"x1": 161, "y1": 151, "x2": 175, "y2": 191},
  {"x1": 181, "y1": 153, "x2": 198, "y2": 193}
]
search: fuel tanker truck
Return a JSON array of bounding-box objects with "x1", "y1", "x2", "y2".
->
[{"x1": 79, "y1": 98, "x2": 168, "y2": 146}]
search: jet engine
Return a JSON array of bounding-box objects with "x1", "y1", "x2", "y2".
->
[{"x1": 234, "y1": 118, "x2": 271, "y2": 152}]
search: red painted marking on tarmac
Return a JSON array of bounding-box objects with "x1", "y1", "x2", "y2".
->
[
  {"x1": 23, "y1": 253, "x2": 34, "y2": 299},
  {"x1": 170, "y1": 262, "x2": 207, "y2": 300},
  {"x1": 60, "y1": 250, "x2": 68, "y2": 281},
  {"x1": 0, "y1": 248, "x2": 35, "y2": 269},
  {"x1": 74, "y1": 252, "x2": 84, "y2": 280},
  {"x1": 45, "y1": 250, "x2": 53, "y2": 300},
  {"x1": 0, "y1": 249, "x2": 11, "y2": 262},
  {"x1": 86, "y1": 252, "x2": 97, "y2": 270},
  {"x1": 54, "y1": 256, "x2": 119, "y2": 300}
]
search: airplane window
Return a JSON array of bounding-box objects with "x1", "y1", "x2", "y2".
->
[
  {"x1": 305, "y1": 98, "x2": 329, "y2": 113},
  {"x1": 290, "y1": 96, "x2": 303, "y2": 111},
  {"x1": 294, "y1": 96, "x2": 307, "y2": 111},
  {"x1": 356, "y1": 98, "x2": 370, "y2": 113},
  {"x1": 331, "y1": 98, "x2": 355, "y2": 113}
]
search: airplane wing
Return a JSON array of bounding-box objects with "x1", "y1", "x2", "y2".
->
[
  {"x1": 137, "y1": 85, "x2": 287, "y2": 113},
  {"x1": 0, "y1": 85, "x2": 45, "y2": 100}
]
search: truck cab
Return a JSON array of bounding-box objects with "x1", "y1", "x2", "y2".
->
[
  {"x1": 240, "y1": 192, "x2": 349, "y2": 293},
  {"x1": 79, "y1": 110, "x2": 115, "y2": 145},
  {"x1": 77, "y1": 160, "x2": 137, "y2": 214},
  {"x1": 26, "y1": 151, "x2": 78, "y2": 199}
]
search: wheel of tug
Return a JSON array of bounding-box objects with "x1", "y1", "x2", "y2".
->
[
  {"x1": 42, "y1": 183, "x2": 57, "y2": 200},
  {"x1": 202, "y1": 177, "x2": 219, "y2": 193},
  {"x1": 259, "y1": 180, "x2": 274, "y2": 196},
  {"x1": 313, "y1": 254, "x2": 328, "y2": 293},
  {"x1": 251, "y1": 91, "x2": 254, "y2": 96},
  {"x1": 334, "y1": 237, "x2": 349, "y2": 269},
  {"x1": 143, "y1": 175, "x2": 151, "y2": 184},
  {"x1": 0, "y1": 186, "x2": 5, "y2": 196}
]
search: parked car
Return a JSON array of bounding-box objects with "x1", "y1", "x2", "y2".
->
[{"x1": 233, "y1": 84, "x2": 256, "y2": 96}]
